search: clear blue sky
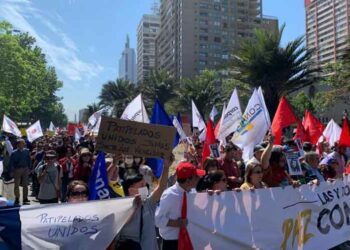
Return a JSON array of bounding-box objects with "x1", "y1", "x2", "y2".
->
[{"x1": 0, "y1": 0, "x2": 305, "y2": 121}]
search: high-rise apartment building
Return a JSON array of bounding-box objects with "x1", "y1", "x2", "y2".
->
[
  {"x1": 137, "y1": 14, "x2": 161, "y2": 83},
  {"x1": 119, "y1": 35, "x2": 137, "y2": 84},
  {"x1": 155, "y1": 0, "x2": 269, "y2": 80},
  {"x1": 305, "y1": 0, "x2": 350, "y2": 70}
]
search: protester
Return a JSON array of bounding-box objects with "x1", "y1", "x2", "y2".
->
[
  {"x1": 328, "y1": 143, "x2": 347, "y2": 176},
  {"x1": 106, "y1": 156, "x2": 125, "y2": 198},
  {"x1": 218, "y1": 142, "x2": 242, "y2": 189},
  {"x1": 240, "y1": 162, "x2": 268, "y2": 190},
  {"x1": 36, "y1": 150, "x2": 61, "y2": 204},
  {"x1": 302, "y1": 151, "x2": 325, "y2": 182},
  {"x1": 115, "y1": 154, "x2": 174, "y2": 250},
  {"x1": 134, "y1": 156, "x2": 156, "y2": 191},
  {"x1": 73, "y1": 148, "x2": 93, "y2": 183},
  {"x1": 9, "y1": 138, "x2": 31, "y2": 205},
  {"x1": 204, "y1": 170, "x2": 227, "y2": 192},
  {"x1": 59, "y1": 146, "x2": 76, "y2": 201},
  {"x1": 155, "y1": 161, "x2": 205, "y2": 250},
  {"x1": 66, "y1": 180, "x2": 89, "y2": 203}
]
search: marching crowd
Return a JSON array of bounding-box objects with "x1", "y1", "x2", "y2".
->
[{"x1": 1, "y1": 128, "x2": 350, "y2": 250}]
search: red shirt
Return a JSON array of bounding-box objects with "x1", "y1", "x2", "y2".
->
[
  {"x1": 263, "y1": 165, "x2": 289, "y2": 188},
  {"x1": 218, "y1": 158, "x2": 241, "y2": 189}
]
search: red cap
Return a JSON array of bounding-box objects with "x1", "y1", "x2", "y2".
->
[{"x1": 176, "y1": 162, "x2": 206, "y2": 179}]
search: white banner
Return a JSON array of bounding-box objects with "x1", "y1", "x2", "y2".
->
[
  {"x1": 26, "y1": 120, "x2": 43, "y2": 142},
  {"x1": 187, "y1": 177, "x2": 350, "y2": 250},
  {"x1": 121, "y1": 94, "x2": 149, "y2": 123},
  {"x1": 20, "y1": 198, "x2": 134, "y2": 250},
  {"x1": 2, "y1": 115, "x2": 21, "y2": 137}
]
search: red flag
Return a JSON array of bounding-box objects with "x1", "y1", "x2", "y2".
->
[
  {"x1": 214, "y1": 118, "x2": 221, "y2": 139},
  {"x1": 339, "y1": 118, "x2": 350, "y2": 147},
  {"x1": 271, "y1": 96, "x2": 299, "y2": 145},
  {"x1": 303, "y1": 110, "x2": 325, "y2": 144},
  {"x1": 293, "y1": 120, "x2": 309, "y2": 142},
  {"x1": 202, "y1": 119, "x2": 216, "y2": 164},
  {"x1": 178, "y1": 192, "x2": 193, "y2": 250}
]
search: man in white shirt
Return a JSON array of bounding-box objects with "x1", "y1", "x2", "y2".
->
[{"x1": 155, "y1": 162, "x2": 205, "y2": 250}]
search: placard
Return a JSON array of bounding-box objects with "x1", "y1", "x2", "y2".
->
[
  {"x1": 96, "y1": 116, "x2": 177, "y2": 159},
  {"x1": 209, "y1": 144, "x2": 220, "y2": 158},
  {"x1": 286, "y1": 152, "x2": 303, "y2": 176}
]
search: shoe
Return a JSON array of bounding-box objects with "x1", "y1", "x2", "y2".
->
[
  {"x1": 23, "y1": 201, "x2": 30, "y2": 205},
  {"x1": 23, "y1": 199, "x2": 30, "y2": 203}
]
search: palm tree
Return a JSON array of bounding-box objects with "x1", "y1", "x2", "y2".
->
[
  {"x1": 230, "y1": 24, "x2": 318, "y2": 116},
  {"x1": 86, "y1": 103, "x2": 102, "y2": 117},
  {"x1": 98, "y1": 79, "x2": 137, "y2": 117},
  {"x1": 139, "y1": 70, "x2": 178, "y2": 108},
  {"x1": 173, "y1": 70, "x2": 221, "y2": 119}
]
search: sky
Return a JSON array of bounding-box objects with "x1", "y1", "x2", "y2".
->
[{"x1": 0, "y1": 0, "x2": 305, "y2": 121}]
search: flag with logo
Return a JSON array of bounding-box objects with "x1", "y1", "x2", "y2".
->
[
  {"x1": 2, "y1": 115, "x2": 21, "y2": 137},
  {"x1": 88, "y1": 109, "x2": 104, "y2": 129},
  {"x1": 217, "y1": 89, "x2": 242, "y2": 141},
  {"x1": 26, "y1": 120, "x2": 43, "y2": 142},
  {"x1": 121, "y1": 94, "x2": 150, "y2": 123},
  {"x1": 232, "y1": 89, "x2": 270, "y2": 161},
  {"x1": 88, "y1": 152, "x2": 110, "y2": 200}
]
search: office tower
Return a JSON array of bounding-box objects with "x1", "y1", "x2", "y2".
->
[
  {"x1": 137, "y1": 14, "x2": 161, "y2": 83},
  {"x1": 305, "y1": 0, "x2": 350, "y2": 70},
  {"x1": 119, "y1": 35, "x2": 137, "y2": 84},
  {"x1": 155, "y1": 0, "x2": 267, "y2": 80}
]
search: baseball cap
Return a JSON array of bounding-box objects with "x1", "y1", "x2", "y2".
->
[
  {"x1": 176, "y1": 162, "x2": 206, "y2": 179},
  {"x1": 253, "y1": 145, "x2": 264, "y2": 153}
]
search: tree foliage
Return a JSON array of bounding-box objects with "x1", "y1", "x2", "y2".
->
[
  {"x1": 0, "y1": 21, "x2": 67, "y2": 127},
  {"x1": 230, "y1": 24, "x2": 318, "y2": 116}
]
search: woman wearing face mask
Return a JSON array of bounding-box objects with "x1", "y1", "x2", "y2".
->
[
  {"x1": 73, "y1": 148, "x2": 93, "y2": 183},
  {"x1": 114, "y1": 155, "x2": 174, "y2": 250},
  {"x1": 119, "y1": 155, "x2": 138, "y2": 180},
  {"x1": 106, "y1": 157, "x2": 125, "y2": 198},
  {"x1": 134, "y1": 156, "x2": 156, "y2": 191}
]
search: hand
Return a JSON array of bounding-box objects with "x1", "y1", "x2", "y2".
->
[
  {"x1": 308, "y1": 179, "x2": 320, "y2": 186},
  {"x1": 133, "y1": 194, "x2": 142, "y2": 208},
  {"x1": 268, "y1": 134, "x2": 275, "y2": 144},
  {"x1": 292, "y1": 180, "x2": 301, "y2": 188},
  {"x1": 177, "y1": 218, "x2": 188, "y2": 228}
]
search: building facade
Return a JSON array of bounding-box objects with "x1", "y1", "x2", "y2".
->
[
  {"x1": 155, "y1": 0, "x2": 275, "y2": 80},
  {"x1": 119, "y1": 35, "x2": 137, "y2": 84},
  {"x1": 137, "y1": 14, "x2": 161, "y2": 84},
  {"x1": 305, "y1": 0, "x2": 350, "y2": 69}
]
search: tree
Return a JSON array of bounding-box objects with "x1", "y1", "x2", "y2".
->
[
  {"x1": 86, "y1": 103, "x2": 102, "y2": 117},
  {"x1": 0, "y1": 21, "x2": 67, "y2": 127},
  {"x1": 98, "y1": 79, "x2": 137, "y2": 117},
  {"x1": 230, "y1": 24, "x2": 318, "y2": 116},
  {"x1": 288, "y1": 92, "x2": 315, "y2": 118},
  {"x1": 139, "y1": 70, "x2": 178, "y2": 109},
  {"x1": 172, "y1": 70, "x2": 221, "y2": 118}
]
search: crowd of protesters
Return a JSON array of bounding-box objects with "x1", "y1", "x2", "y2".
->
[{"x1": 1, "y1": 127, "x2": 350, "y2": 250}]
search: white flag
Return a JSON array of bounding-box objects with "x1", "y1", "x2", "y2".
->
[
  {"x1": 192, "y1": 100, "x2": 206, "y2": 131},
  {"x1": 209, "y1": 106, "x2": 218, "y2": 122},
  {"x1": 75, "y1": 127, "x2": 82, "y2": 142},
  {"x1": 20, "y1": 197, "x2": 134, "y2": 250},
  {"x1": 91, "y1": 116, "x2": 101, "y2": 135},
  {"x1": 88, "y1": 109, "x2": 104, "y2": 128},
  {"x1": 173, "y1": 116, "x2": 187, "y2": 141},
  {"x1": 2, "y1": 115, "x2": 21, "y2": 137},
  {"x1": 48, "y1": 122, "x2": 56, "y2": 132},
  {"x1": 121, "y1": 94, "x2": 150, "y2": 123},
  {"x1": 318, "y1": 119, "x2": 341, "y2": 147},
  {"x1": 258, "y1": 86, "x2": 271, "y2": 128},
  {"x1": 217, "y1": 89, "x2": 242, "y2": 141},
  {"x1": 232, "y1": 89, "x2": 270, "y2": 161},
  {"x1": 26, "y1": 120, "x2": 43, "y2": 142}
]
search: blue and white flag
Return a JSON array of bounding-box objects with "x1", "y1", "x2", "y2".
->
[{"x1": 88, "y1": 152, "x2": 110, "y2": 200}]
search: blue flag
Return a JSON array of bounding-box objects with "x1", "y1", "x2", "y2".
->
[
  {"x1": 147, "y1": 100, "x2": 176, "y2": 178},
  {"x1": 88, "y1": 152, "x2": 110, "y2": 200},
  {"x1": 0, "y1": 206, "x2": 21, "y2": 250}
]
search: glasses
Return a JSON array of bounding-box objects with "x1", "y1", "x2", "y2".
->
[{"x1": 70, "y1": 191, "x2": 87, "y2": 197}]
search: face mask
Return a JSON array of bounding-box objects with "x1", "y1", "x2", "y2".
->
[
  {"x1": 125, "y1": 158, "x2": 134, "y2": 165},
  {"x1": 138, "y1": 186, "x2": 149, "y2": 200}
]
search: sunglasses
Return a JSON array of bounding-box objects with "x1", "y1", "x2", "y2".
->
[{"x1": 70, "y1": 191, "x2": 87, "y2": 197}]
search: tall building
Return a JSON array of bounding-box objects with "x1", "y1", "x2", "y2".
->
[
  {"x1": 119, "y1": 35, "x2": 137, "y2": 84},
  {"x1": 155, "y1": 0, "x2": 269, "y2": 80},
  {"x1": 305, "y1": 0, "x2": 350, "y2": 70},
  {"x1": 137, "y1": 14, "x2": 161, "y2": 84}
]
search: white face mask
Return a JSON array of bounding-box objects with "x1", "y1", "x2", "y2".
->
[{"x1": 138, "y1": 186, "x2": 149, "y2": 200}]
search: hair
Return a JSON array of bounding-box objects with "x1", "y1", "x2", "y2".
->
[
  {"x1": 203, "y1": 157, "x2": 219, "y2": 173},
  {"x1": 303, "y1": 142, "x2": 313, "y2": 152},
  {"x1": 244, "y1": 162, "x2": 263, "y2": 184},
  {"x1": 78, "y1": 150, "x2": 93, "y2": 166},
  {"x1": 304, "y1": 151, "x2": 319, "y2": 163},
  {"x1": 269, "y1": 151, "x2": 284, "y2": 166},
  {"x1": 122, "y1": 173, "x2": 144, "y2": 196},
  {"x1": 66, "y1": 180, "x2": 89, "y2": 200},
  {"x1": 203, "y1": 170, "x2": 225, "y2": 190}
]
